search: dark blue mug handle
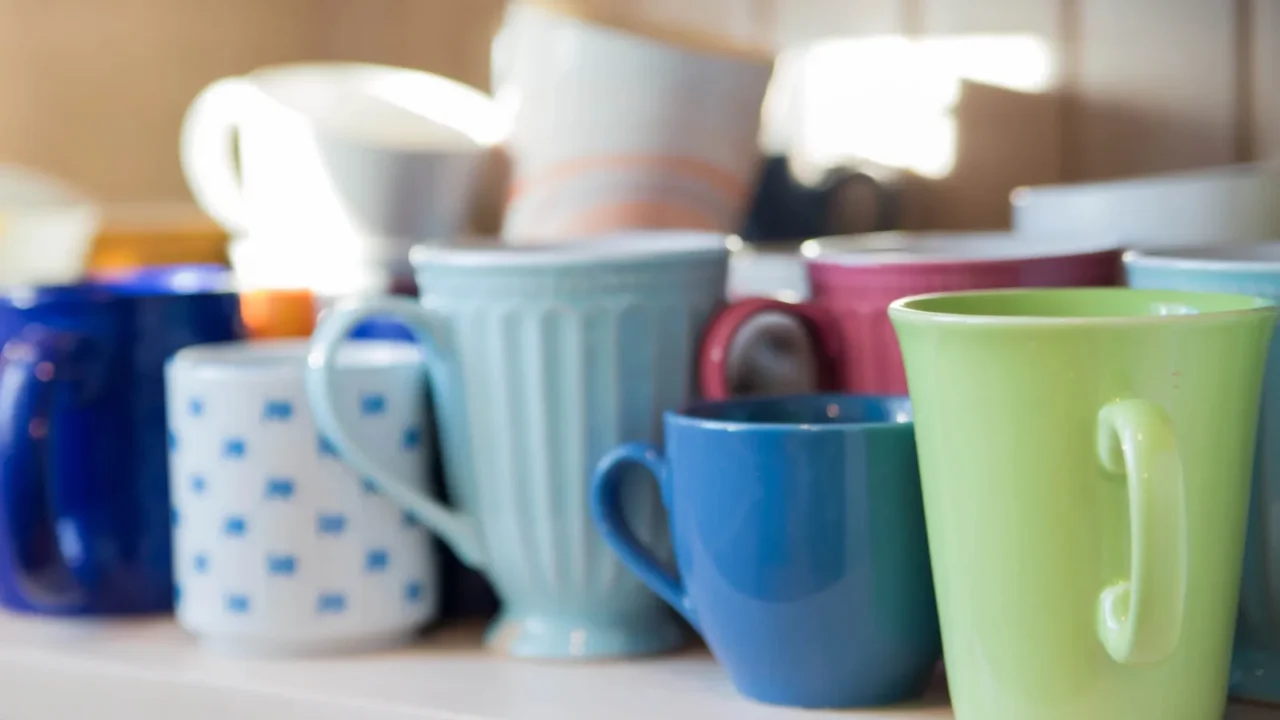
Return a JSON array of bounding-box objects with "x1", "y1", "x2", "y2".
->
[
  {"x1": 0, "y1": 327, "x2": 99, "y2": 609},
  {"x1": 589, "y1": 442, "x2": 699, "y2": 629}
]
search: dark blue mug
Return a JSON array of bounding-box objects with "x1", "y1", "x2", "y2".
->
[
  {"x1": 590, "y1": 394, "x2": 940, "y2": 708},
  {"x1": 0, "y1": 280, "x2": 243, "y2": 615},
  {"x1": 88, "y1": 264, "x2": 233, "y2": 294}
]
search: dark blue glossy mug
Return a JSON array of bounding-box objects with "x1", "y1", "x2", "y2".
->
[
  {"x1": 590, "y1": 394, "x2": 940, "y2": 708},
  {"x1": 0, "y1": 280, "x2": 243, "y2": 615}
]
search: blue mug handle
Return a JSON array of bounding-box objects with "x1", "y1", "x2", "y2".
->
[
  {"x1": 305, "y1": 296, "x2": 489, "y2": 570},
  {"x1": 589, "y1": 442, "x2": 699, "y2": 629},
  {"x1": 0, "y1": 327, "x2": 101, "y2": 609}
]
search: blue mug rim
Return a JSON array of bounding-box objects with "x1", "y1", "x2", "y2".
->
[
  {"x1": 0, "y1": 279, "x2": 237, "y2": 305},
  {"x1": 667, "y1": 393, "x2": 913, "y2": 433}
]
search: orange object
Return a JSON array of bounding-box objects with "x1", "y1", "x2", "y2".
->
[
  {"x1": 88, "y1": 203, "x2": 228, "y2": 271},
  {"x1": 239, "y1": 288, "x2": 317, "y2": 338}
]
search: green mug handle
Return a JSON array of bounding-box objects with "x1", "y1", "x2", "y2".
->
[{"x1": 1094, "y1": 398, "x2": 1187, "y2": 665}]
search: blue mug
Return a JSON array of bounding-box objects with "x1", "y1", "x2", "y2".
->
[
  {"x1": 305, "y1": 232, "x2": 729, "y2": 658},
  {"x1": 0, "y1": 281, "x2": 243, "y2": 615},
  {"x1": 590, "y1": 394, "x2": 941, "y2": 708},
  {"x1": 1124, "y1": 243, "x2": 1280, "y2": 703},
  {"x1": 88, "y1": 264, "x2": 233, "y2": 294}
]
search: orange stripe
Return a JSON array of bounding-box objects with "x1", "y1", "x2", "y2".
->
[{"x1": 507, "y1": 154, "x2": 748, "y2": 205}]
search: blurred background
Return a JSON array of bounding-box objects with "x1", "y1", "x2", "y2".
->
[{"x1": 0, "y1": 0, "x2": 1273, "y2": 265}]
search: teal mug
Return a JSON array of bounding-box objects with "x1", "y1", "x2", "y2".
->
[
  {"x1": 1125, "y1": 243, "x2": 1280, "y2": 703},
  {"x1": 304, "y1": 233, "x2": 730, "y2": 658}
]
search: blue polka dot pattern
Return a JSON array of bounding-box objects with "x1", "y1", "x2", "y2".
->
[
  {"x1": 360, "y1": 393, "x2": 386, "y2": 416},
  {"x1": 262, "y1": 399, "x2": 293, "y2": 422},
  {"x1": 264, "y1": 477, "x2": 295, "y2": 500},
  {"x1": 166, "y1": 376, "x2": 437, "y2": 646},
  {"x1": 222, "y1": 438, "x2": 246, "y2": 459}
]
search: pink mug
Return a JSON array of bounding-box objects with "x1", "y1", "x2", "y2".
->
[{"x1": 700, "y1": 233, "x2": 1122, "y2": 398}]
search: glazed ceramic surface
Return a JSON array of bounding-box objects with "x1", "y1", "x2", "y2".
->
[
  {"x1": 305, "y1": 232, "x2": 729, "y2": 658},
  {"x1": 890, "y1": 288, "x2": 1276, "y2": 720},
  {"x1": 700, "y1": 232, "x2": 1121, "y2": 398},
  {"x1": 1125, "y1": 243, "x2": 1280, "y2": 703},
  {"x1": 1012, "y1": 162, "x2": 1280, "y2": 249},
  {"x1": 590, "y1": 394, "x2": 939, "y2": 708},
  {"x1": 0, "y1": 282, "x2": 242, "y2": 616},
  {"x1": 0, "y1": 164, "x2": 100, "y2": 286},
  {"x1": 166, "y1": 340, "x2": 438, "y2": 656},
  {"x1": 180, "y1": 61, "x2": 504, "y2": 264},
  {"x1": 494, "y1": 3, "x2": 773, "y2": 240}
]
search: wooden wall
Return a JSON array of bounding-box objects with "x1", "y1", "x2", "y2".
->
[
  {"x1": 762, "y1": 0, "x2": 1273, "y2": 229},
  {"x1": 0, "y1": 0, "x2": 1273, "y2": 231},
  {"x1": 0, "y1": 0, "x2": 506, "y2": 205}
]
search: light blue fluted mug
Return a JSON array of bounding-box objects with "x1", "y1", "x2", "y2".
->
[
  {"x1": 1125, "y1": 243, "x2": 1280, "y2": 703},
  {"x1": 304, "y1": 232, "x2": 730, "y2": 658}
]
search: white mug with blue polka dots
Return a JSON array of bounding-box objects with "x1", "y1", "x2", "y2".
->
[{"x1": 165, "y1": 339, "x2": 438, "y2": 656}]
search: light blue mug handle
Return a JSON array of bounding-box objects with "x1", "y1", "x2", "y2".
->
[
  {"x1": 589, "y1": 442, "x2": 699, "y2": 629},
  {"x1": 304, "y1": 296, "x2": 489, "y2": 570}
]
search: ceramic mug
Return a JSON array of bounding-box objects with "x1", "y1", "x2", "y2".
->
[
  {"x1": 700, "y1": 232, "x2": 1121, "y2": 398},
  {"x1": 303, "y1": 232, "x2": 730, "y2": 658},
  {"x1": 890, "y1": 287, "x2": 1276, "y2": 720},
  {"x1": 0, "y1": 164, "x2": 100, "y2": 287},
  {"x1": 590, "y1": 393, "x2": 940, "y2": 708},
  {"x1": 180, "y1": 62, "x2": 505, "y2": 247},
  {"x1": 166, "y1": 339, "x2": 438, "y2": 655},
  {"x1": 0, "y1": 280, "x2": 243, "y2": 616},
  {"x1": 1123, "y1": 243, "x2": 1280, "y2": 703},
  {"x1": 493, "y1": 3, "x2": 774, "y2": 240}
]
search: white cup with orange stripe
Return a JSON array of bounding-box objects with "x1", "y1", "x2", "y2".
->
[{"x1": 494, "y1": 1, "x2": 775, "y2": 242}]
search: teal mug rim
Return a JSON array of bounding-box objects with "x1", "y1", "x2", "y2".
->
[
  {"x1": 408, "y1": 231, "x2": 730, "y2": 269},
  {"x1": 1123, "y1": 242, "x2": 1280, "y2": 274}
]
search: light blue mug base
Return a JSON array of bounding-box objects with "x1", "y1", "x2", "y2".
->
[
  {"x1": 1232, "y1": 646, "x2": 1280, "y2": 704},
  {"x1": 483, "y1": 609, "x2": 688, "y2": 659}
]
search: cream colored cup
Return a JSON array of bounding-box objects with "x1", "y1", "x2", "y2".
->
[{"x1": 494, "y1": 2, "x2": 774, "y2": 242}]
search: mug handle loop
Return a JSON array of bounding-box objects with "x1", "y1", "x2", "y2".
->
[
  {"x1": 178, "y1": 77, "x2": 258, "y2": 234},
  {"x1": 305, "y1": 296, "x2": 488, "y2": 570},
  {"x1": 697, "y1": 297, "x2": 841, "y2": 400},
  {"x1": 1094, "y1": 398, "x2": 1188, "y2": 664},
  {"x1": 589, "y1": 442, "x2": 698, "y2": 630}
]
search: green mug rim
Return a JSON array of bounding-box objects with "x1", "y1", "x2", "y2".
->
[{"x1": 888, "y1": 287, "x2": 1276, "y2": 327}]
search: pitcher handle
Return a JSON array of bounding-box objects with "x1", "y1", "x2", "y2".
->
[
  {"x1": 589, "y1": 442, "x2": 698, "y2": 629},
  {"x1": 305, "y1": 296, "x2": 488, "y2": 570},
  {"x1": 178, "y1": 77, "x2": 258, "y2": 234},
  {"x1": 1095, "y1": 398, "x2": 1188, "y2": 664}
]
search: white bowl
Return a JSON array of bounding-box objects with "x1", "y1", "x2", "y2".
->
[{"x1": 1011, "y1": 162, "x2": 1280, "y2": 249}]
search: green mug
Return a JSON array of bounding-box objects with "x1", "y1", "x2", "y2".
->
[{"x1": 889, "y1": 288, "x2": 1276, "y2": 720}]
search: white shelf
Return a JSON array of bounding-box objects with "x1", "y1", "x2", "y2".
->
[{"x1": 0, "y1": 613, "x2": 1273, "y2": 720}]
